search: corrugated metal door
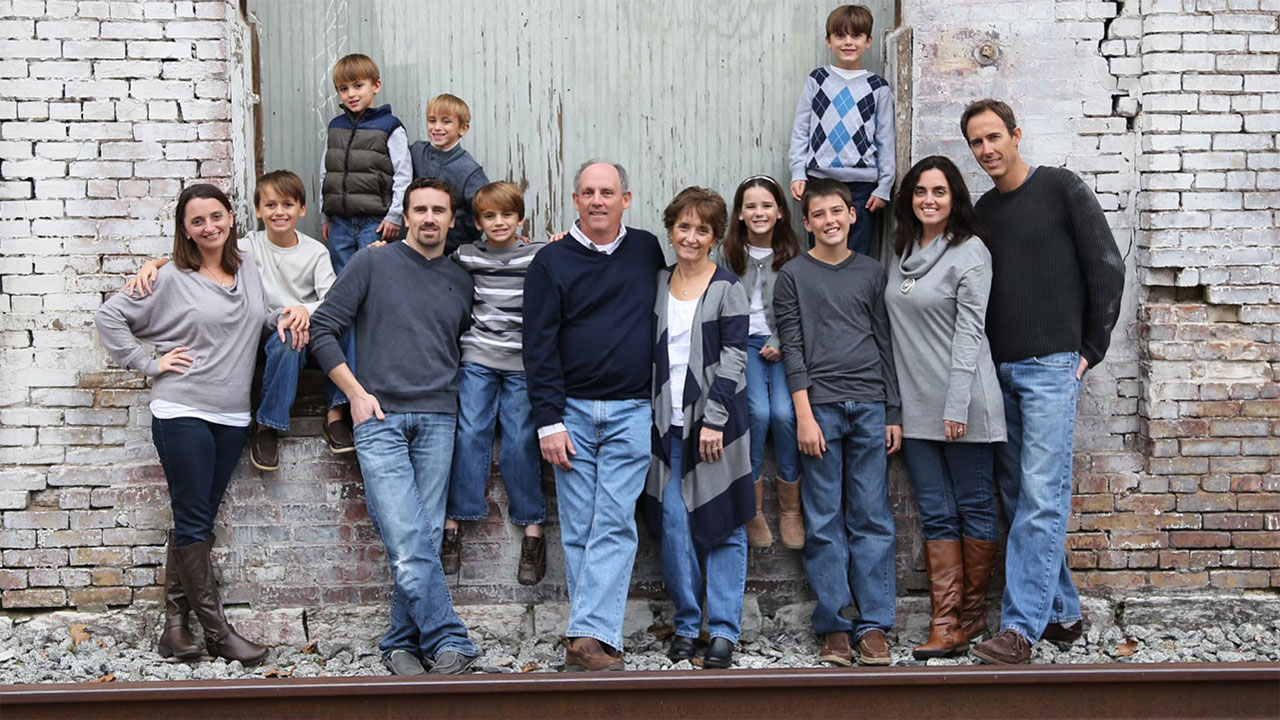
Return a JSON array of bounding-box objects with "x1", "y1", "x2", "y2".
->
[{"x1": 250, "y1": 0, "x2": 895, "y2": 244}]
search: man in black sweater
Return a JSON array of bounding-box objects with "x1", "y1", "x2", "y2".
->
[
  {"x1": 311, "y1": 179, "x2": 478, "y2": 676},
  {"x1": 524, "y1": 160, "x2": 666, "y2": 671},
  {"x1": 961, "y1": 100, "x2": 1125, "y2": 665}
]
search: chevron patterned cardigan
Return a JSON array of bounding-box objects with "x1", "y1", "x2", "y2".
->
[{"x1": 642, "y1": 265, "x2": 755, "y2": 552}]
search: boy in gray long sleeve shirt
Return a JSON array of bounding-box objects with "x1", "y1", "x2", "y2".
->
[{"x1": 772, "y1": 179, "x2": 900, "y2": 667}]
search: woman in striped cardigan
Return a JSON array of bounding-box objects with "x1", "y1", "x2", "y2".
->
[{"x1": 643, "y1": 187, "x2": 754, "y2": 670}]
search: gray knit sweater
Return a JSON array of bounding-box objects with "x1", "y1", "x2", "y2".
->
[
  {"x1": 94, "y1": 255, "x2": 271, "y2": 414},
  {"x1": 884, "y1": 235, "x2": 1006, "y2": 443}
]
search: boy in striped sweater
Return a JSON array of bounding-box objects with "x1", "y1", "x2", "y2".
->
[{"x1": 441, "y1": 181, "x2": 548, "y2": 585}]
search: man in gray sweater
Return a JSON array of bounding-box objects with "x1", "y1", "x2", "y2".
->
[{"x1": 310, "y1": 178, "x2": 477, "y2": 676}]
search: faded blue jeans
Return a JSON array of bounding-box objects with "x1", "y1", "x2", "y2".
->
[
  {"x1": 659, "y1": 440, "x2": 749, "y2": 643},
  {"x1": 354, "y1": 412, "x2": 478, "y2": 662},
  {"x1": 555, "y1": 397, "x2": 651, "y2": 650},
  {"x1": 799, "y1": 401, "x2": 896, "y2": 639},
  {"x1": 256, "y1": 330, "x2": 346, "y2": 431},
  {"x1": 447, "y1": 363, "x2": 545, "y2": 525},
  {"x1": 746, "y1": 335, "x2": 799, "y2": 484},
  {"x1": 995, "y1": 351, "x2": 1083, "y2": 643},
  {"x1": 326, "y1": 215, "x2": 380, "y2": 377}
]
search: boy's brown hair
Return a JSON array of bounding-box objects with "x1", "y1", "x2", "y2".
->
[
  {"x1": 826, "y1": 5, "x2": 874, "y2": 38},
  {"x1": 801, "y1": 178, "x2": 853, "y2": 217},
  {"x1": 427, "y1": 93, "x2": 471, "y2": 127},
  {"x1": 332, "y1": 53, "x2": 380, "y2": 88},
  {"x1": 472, "y1": 181, "x2": 525, "y2": 219},
  {"x1": 254, "y1": 170, "x2": 306, "y2": 207},
  {"x1": 961, "y1": 98, "x2": 1018, "y2": 140}
]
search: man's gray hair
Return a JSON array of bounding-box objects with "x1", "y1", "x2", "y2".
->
[{"x1": 573, "y1": 159, "x2": 630, "y2": 194}]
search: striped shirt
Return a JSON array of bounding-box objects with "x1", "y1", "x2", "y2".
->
[{"x1": 453, "y1": 238, "x2": 546, "y2": 372}]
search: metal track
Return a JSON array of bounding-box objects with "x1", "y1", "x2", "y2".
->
[{"x1": 3, "y1": 663, "x2": 1278, "y2": 719}]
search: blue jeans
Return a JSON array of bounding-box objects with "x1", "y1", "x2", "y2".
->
[
  {"x1": 798, "y1": 401, "x2": 896, "y2": 638},
  {"x1": 746, "y1": 335, "x2": 799, "y2": 484},
  {"x1": 901, "y1": 439, "x2": 998, "y2": 542},
  {"x1": 256, "y1": 330, "x2": 346, "y2": 431},
  {"x1": 326, "y1": 215, "x2": 380, "y2": 377},
  {"x1": 805, "y1": 179, "x2": 877, "y2": 255},
  {"x1": 152, "y1": 416, "x2": 248, "y2": 547},
  {"x1": 555, "y1": 397, "x2": 651, "y2": 650},
  {"x1": 995, "y1": 351, "x2": 1083, "y2": 642},
  {"x1": 447, "y1": 363, "x2": 545, "y2": 525},
  {"x1": 353, "y1": 412, "x2": 477, "y2": 661},
  {"x1": 659, "y1": 440, "x2": 749, "y2": 643}
]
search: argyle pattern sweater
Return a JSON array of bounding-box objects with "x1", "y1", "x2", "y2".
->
[{"x1": 789, "y1": 66, "x2": 896, "y2": 200}]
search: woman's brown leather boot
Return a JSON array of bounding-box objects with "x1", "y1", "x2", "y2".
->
[
  {"x1": 174, "y1": 537, "x2": 269, "y2": 665},
  {"x1": 913, "y1": 539, "x2": 968, "y2": 659},
  {"x1": 157, "y1": 531, "x2": 202, "y2": 660},
  {"x1": 957, "y1": 536, "x2": 998, "y2": 642}
]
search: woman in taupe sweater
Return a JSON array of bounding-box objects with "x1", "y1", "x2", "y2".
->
[
  {"x1": 95, "y1": 184, "x2": 276, "y2": 665},
  {"x1": 884, "y1": 156, "x2": 1005, "y2": 660}
]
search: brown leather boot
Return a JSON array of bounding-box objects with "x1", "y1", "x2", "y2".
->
[
  {"x1": 957, "y1": 536, "x2": 998, "y2": 642},
  {"x1": 745, "y1": 478, "x2": 773, "y2": 548},
  {"x1": 174, "y1": 537, "x2": 269, "y2": 665},
  {"x1": 157, "y1": 532, "x2": 201, "y2": 660},
  {"x1": 776, "y1": 478, "x2": 805, "y2": 550},
  {"x1": 913, "y1": 539, "x2": 968, "y2": 659}
]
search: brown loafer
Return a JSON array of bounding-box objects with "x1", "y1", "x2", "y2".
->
[
  {"x1": 972, "y1": 629, "x2": 1033, "y2": 665},
  {"x1": 817, "y1": 632, "x2": 853, "y2": 667},
  {"x1": 324, "y1": 415, "x2": 355, "y2": 454},
  {"x1": 441, "y1": 527, "x2": 462, "y2": 576},
  {"x1": 1041, "y1": 620, "x2": 1083, "y2": 647},
  {"x1": 248, "y1": 425, "x2": 279, "y2": 471},
  {"x1": 564, "y1": 637, "x2": 624, "y2": 672},
  {"x1": 857, "y1": 629, "x2": 891, "y2": 665},
  {"x1": 517, "y1": 535, "x2": 546, "y2": 586}
]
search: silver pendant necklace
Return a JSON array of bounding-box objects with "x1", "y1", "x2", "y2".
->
[{"x1": 900, "y1": 278, "x2": 915, "y2": 294}]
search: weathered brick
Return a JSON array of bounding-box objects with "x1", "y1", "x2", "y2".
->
[
  {"x1": 2, "y1": 588, "x2": 67, "y2": 608},
  {"x1": 69, "y1": 546, "x2": 130, "y2": 566},
  {"x1": 1169, "y1": 531, "x2": 1233, "y2": 548},
  {"x1": 1232, "y1": 532, "x2": 1280, "y2": 549}
]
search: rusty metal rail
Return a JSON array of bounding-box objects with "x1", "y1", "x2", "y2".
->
[{"x1": 3, "y1": 663, "x2": 1278, "y2": 719}]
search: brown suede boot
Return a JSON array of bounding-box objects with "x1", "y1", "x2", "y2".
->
[
  {"x1": 174, "y1": 537, "x2": 269, "y2": 665},
  {"x1": 745, "y1": 478, "x2": 773, "y2": 548},
  {"x1": 157, "y1": 532, "x2": 201, "y2": 660},
  {"x1": 776, "y1": 478, "x2": 805, "y2": 550},
  {"x1": 913, "y1": 539, "x2": 968, "y2": 659},
  {"x1": 957, "y1": 536, "x2": 998, "y2": 642}
]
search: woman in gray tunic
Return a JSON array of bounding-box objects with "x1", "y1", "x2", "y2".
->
[{"x1": 884, "y1": 156, "x2": 1006, "y2": 660}]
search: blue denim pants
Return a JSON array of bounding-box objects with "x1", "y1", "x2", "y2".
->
[
  {"x1": 746, "y1": 335, "x2": 799, "y2": 484},
  {"x1": 447, "y1": 363, "x2": 546, "y2": 525},
  {"x1": 995, "y1": 351, "x2": 1083, "y2": 642},
  {"x1": 659, "y1": 440, "x2": 749, "y2": 643},
  {"x1": 901, "y1": 439, "x2": 999, "y2": 543},
  {"x1": 353, "y1": 412, "x2": 477, "y2": 661},
  {"x1": 256, "y1": 330, "x2": 346, "y2": 431},
  {"x1": 555, "y1": 397, "x2": 651, "y2": 650},
  {"x1": 326, "y1": 215, "x2": 381, "y2": 377},
  {"x1": 152, "y1": 416, "x2": 248, "y2": 547},
  {"x1": 798, "y1": 401, "x2": 896, "y2": 639}
]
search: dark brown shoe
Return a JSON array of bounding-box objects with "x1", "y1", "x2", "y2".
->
[
  {"x1": 564, "y1": 637, "x2": 624, "y2": 671},
  {"x1": 817, "y1": 632, "x2": 853, "y2": 667},
  {"x1": 441, "y1": 527, "x2": 462, "y2": 576},
  {"x1": 1041, "y1": 620, "x2": 1084, "y2": 648},
  {"x1": 857, "y1": 629, "x2": 891, "y2": 665},
  {"x1": 972, "y1": 629, "x2": 1032, "y2": 665},
  {"x1": 173, "y1": 537, "x2": 269, "y2": 666},
  {"x1": 157, "y1": 531, "x2": 201, "y2": 661},
  {"x1": 517, "y1": 535, "x2": 546, "y2": 586},
  {"x1": 323, "y1": 415, "x2": 355, "y2": 454},
  {"x1": 248, "y1": 425, "x2": 279, "y2": 471},
  {"x1": 957, "y1": 536, "x2": 998, "y2": 642}
]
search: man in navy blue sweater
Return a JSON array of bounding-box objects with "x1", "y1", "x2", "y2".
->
[{"x1": 524, "y1": 160, "x2": 666, "y2": 671}]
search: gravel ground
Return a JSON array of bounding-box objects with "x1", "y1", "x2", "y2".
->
[{"x1": 2, "y1": 611, "x2": 1277, "y2": 684}]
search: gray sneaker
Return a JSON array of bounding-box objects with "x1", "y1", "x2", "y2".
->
[
  {"x1": 429, "y1": 650, "x2": 477, "y2": 675},
  {"x1": 383, "y1": 649, "x2": 426, "y2": 676}
]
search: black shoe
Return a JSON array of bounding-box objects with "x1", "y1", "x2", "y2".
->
[
  {"x1": 441, "y1": 527, "x2": 462, "y2": 576},
  {"x1": 248, "y1": 425, "x2": 279, "y2": 471},
  {"x1": 429, "y1": 650, "x2": 477, "y2": 675},
  {"x1": 667, "y1": 635, "x2": 698, "y2": 662},
  {"x1": 517, "y1": 535, "x2": 546, "y2": 586},
  {"x1": 703, "y1": 637, "x2": 734, "y2": 669},
  {"x1": 383, "y1": 649, "x2": 426, "y2": 675},
  {"x1": 1042, "y1": 620, "x2": 1084, "y2": 648}
]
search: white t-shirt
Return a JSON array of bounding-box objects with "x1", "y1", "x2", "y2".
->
[
  {"x1": 150, "y1": 399, "x2": 251, "y2": 427},
  {"x1": 666, "y1": 294, "x2": 700, "y2": 427},
  {"x1": 747, "y1": 245, "x2": 772, "y2": 337}
]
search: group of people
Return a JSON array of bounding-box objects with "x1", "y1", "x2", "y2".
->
[{"x1": 94, "y1": 4, "x2": 1125, "y2": 675}]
